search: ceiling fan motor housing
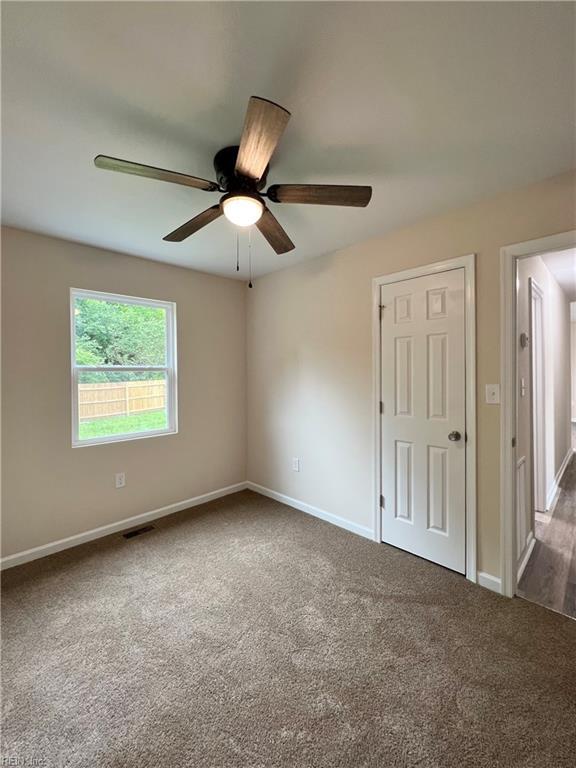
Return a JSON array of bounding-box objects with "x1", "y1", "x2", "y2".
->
[{"x1": 213, "y1": 146, "x2": 269, "y2": 192}]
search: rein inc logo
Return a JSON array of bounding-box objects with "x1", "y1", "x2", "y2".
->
[{"x1": 0, "y1": 758, "x2": 47, "y2": 766}]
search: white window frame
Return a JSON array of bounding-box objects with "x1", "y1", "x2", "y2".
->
[{"x1": 70, "y1": 288, "x2": 178, "y2": 447}]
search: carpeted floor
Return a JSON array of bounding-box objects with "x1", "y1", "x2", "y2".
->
[{"x1": 2, "y1": 491, "x2": 576, "y2": 767}]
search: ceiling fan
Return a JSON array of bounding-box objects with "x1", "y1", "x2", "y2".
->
[{"x1": 94, "y1": 96, "x2": 372, "y2": 255}]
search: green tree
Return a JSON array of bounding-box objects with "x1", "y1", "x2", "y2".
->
[{"x1": 75, "y1": 298, "x2": 167, "y2": 381}]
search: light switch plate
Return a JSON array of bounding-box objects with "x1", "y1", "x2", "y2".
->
[{"x1": 485, "y1": 384, "x2": 500, "y2": 404}]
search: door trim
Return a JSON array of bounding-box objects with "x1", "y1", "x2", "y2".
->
[
  {"x1": 529, "y1": 278, "x2": 546, "y2": 513},
  {"x1": 500, "y1": 230, "x2": 576, "y2": 598},
  {"x1": 372, "y1": 253, "x2": 477, "y2": 583}
]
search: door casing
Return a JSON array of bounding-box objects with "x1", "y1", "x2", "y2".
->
[
  {"x1": 372, "y1": 253, "x2": 477, "y2": 584},
  {"x1": 529, "y1": 278, "x2": 547, "y2": 514},
  {"x1": 500, "y1": 230, "x2": 576, "y2": 598}
]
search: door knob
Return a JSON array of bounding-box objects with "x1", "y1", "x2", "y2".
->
[{"x1": 448, "y1": 431, "x2": 462, "y2": 442}]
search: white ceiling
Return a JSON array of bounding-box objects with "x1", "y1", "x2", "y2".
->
[
  {"x1": 541, "y1": 248, "x2": 576, "y2": 302},
  {"x1": 2, "y1": 2, "x2": 575, "y2": 279}
]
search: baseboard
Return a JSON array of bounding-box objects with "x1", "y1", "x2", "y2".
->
[
  {"x1": 516, "y1": 530, "x2": 535, "y2": 583},
  {"x1": 0, "y1": 482, "x2": 248, "y2": 570},
  {"x1": 2, "y1": 481, "x2": 374, "y2": 570},
  {"x1": 245, "y1": 482, "x2": 373, "y2": 540},
  {"x1": 476, "y1": 571, "x2": 502, "y2": 594},
  {"x1": 546, "y1": 448, "x2": 574, "y2": 511}
]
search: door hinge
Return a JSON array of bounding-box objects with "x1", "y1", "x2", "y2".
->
[
  {"x1": 512, "y1": 437, "x2": 516, "y2": 448},
  {"x1": 379, "y1": 401, "x2": 384, "y2": 414},
  {"x1": 380, "y1": 494, "x2": 385, "y2": 509},
  {"x1": 379, "y1": 304, "x2": 385, "y2": 318}
]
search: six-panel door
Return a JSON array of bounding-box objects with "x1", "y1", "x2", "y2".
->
[{"x1": 380, "y1": 268, "x2": 466, "y2": 573}]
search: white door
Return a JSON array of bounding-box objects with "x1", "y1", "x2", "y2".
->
[
  {"x1": 529, "y1": 278, "x2": 546, "y2": 513},
  {"x1": 379, "y1": 268, "x2": 466, "y2": 573}
]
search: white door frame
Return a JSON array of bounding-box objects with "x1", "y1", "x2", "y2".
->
[
  {"x1": 499, "y1": 230, "x2": 576, "y2": 598},
  {"x1": 372, "y1": 253, "x2": 477, "y2": 583},
  {"x1": 529, "y1": 278, "x2": 546, "y2": 513}
]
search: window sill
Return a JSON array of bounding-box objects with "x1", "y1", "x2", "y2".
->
[{"x1": 72, "y1": 427, "x2": 178, "y2": 448}]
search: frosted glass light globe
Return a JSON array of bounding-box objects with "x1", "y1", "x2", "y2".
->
[{"x1": 222, "y1": 195, "x2": 264, "y2": 227}]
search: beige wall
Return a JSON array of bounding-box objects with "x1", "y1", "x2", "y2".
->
[
  {"x1": 247, "y1": 171, "x2": 576, "y2": 578},
  {"x1": 1, "y1": 227, "x2": 246, "y2": 557},
  {"x1": 517, "y1": 256, "x2": 572, "y2": 488},
  {"x1": 571, "y1": 321, "x2": 576, "y2": 422},
  {"x1": 2, "y1": 172, "x2": 575, "y2": 574},
  {"x1": 548, "y1": 274, "x2": 572, "y2": 476}
]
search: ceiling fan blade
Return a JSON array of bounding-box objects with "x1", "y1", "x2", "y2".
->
[
  {"x1": 256, "y1": 208, "x2": 295, "y2": 254},
  {"x1": 267, "y1": 184, "x2": 372, "y2": 207},
  {"x1": 235, "y1": 97, "x2": 291, "y2": 181},
  {"x1": 163, "y1": 205, "x2": 222, "y2": 242},
  {"x1": 94, "y1": 155, "x2": 219, "y2": 191}
]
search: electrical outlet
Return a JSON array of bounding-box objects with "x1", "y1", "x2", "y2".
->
[
  {"x1": 115, "y1": 472, "x2": 126, "y2": 489},
  {"x1": 292, "y1": 457, "x2": 300, "y2": 472},
  {"x1": 485, "y1": 384, "x2": 500, "y2": 405}
]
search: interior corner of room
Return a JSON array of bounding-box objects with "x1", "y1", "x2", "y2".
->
[{"x1": 4, "y1": 182, "x2": 576, "y2": 588}]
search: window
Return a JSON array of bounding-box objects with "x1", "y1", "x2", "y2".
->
[{"x1": 71, "y1": 289, "x2": 177, "y2": 446}]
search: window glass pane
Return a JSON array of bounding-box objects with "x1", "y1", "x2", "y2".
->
[
  {"x1": 74, "y1": 297, "x2": 167, "y2": 366},
  {"x1": 77, "y1": 371, "x2": 168, "y2": 442}
]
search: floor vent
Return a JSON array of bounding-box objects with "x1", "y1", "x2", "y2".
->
[{"x1": 122, "y1": 525, "x2": 155, "y2": 539}]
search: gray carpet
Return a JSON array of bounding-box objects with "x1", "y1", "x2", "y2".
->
[{"x1": 2, "y1": 491, "x2": 576, "y2": 767}]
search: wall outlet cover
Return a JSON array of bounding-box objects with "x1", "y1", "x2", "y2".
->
[{"x1": 485, "y1": 384, "x2": 500, "y2": 404}]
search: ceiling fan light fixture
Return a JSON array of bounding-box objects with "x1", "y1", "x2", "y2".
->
[
  {"x1": 95, "y1": 96, "x2": 372, "y2": 253},
  {"x1": 221, "y1": 193, "x2": 264, "y2": 227}
]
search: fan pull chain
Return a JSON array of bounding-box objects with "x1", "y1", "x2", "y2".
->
[
  {"x1": 248, "y1": 227, "x2": 253, "y2": 288},
  {"x1": 236, "y1": 231, "x2": 240, "y2": 272}
]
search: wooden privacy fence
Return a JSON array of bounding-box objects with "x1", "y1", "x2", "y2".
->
[{"x1": 79, "y1": 380, "x2": 166, "y2": 421}]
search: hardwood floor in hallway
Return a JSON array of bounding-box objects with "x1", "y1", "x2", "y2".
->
[{"x1": 518, "y1": 445, "x2": 576, "y2": 619}]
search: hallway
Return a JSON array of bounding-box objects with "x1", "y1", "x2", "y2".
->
[{"x1": 517, "y1": 446, "x2": 576, "y2": 619}]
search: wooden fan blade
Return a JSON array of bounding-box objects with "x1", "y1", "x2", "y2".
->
[
  {"x1": 256, "y1": 208, "x2": 295, "y2": 254},
  {"x1": 163, "y1": 205, "x2": 222, "y2": 242},
  {"x1": 235, "y1": 97, "x2": 291, "y2": 181},
  {"x1": 94, "y1": 155, "x2": 219, "y2": 191},
  {"x1": 267, "y1": 184, "x2": 372, "y2": 207}
]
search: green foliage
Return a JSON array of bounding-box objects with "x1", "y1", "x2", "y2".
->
[
  {"x1": 79, "y1": 410, "x2": 167, "y2": 440},
  {"x1": 75, "y1": 298, "x2": 167, "y2": 381},
  {"x1": 75, "y1": 338, "x2": 102, "y2": 366}
]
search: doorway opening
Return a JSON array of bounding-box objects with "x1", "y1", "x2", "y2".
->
[{"x1": 504, "y1": 239, "x2": 576, "y2": 618}]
